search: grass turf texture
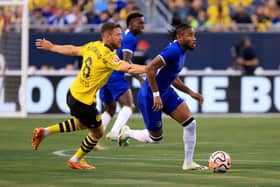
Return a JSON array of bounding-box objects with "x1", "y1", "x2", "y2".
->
[{"x1": 0, "y1": 116, "x2": 280, "y2": 187}]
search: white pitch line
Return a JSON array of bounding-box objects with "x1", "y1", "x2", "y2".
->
[{"x1": 52, "y1": 149, "x2": 280, "y2": 164}]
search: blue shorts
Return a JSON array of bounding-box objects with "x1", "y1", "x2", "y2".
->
[
  {"x1": 137, "y1": 86, "x2": 184, "y2": 131},
  {"x1": 99, "y1": 71, "x2": 130, "y2": 103}
]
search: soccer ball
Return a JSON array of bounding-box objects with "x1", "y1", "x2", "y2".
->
[{"x1": 208, "y1": 151, "x2": 231, "y2": 173}]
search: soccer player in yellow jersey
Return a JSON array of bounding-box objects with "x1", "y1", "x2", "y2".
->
[{"x1": 31, "y1": 22, "x2": 145, "y2": 170}]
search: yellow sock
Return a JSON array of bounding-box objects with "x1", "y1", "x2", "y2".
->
[
  {"x1": 73, "y1": 135, "x2": 99, "y2": 160},
  {"x1": 48, "y1": 118, "x2": 80, "y2": 134}
]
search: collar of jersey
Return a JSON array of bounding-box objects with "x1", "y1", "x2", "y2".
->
[{"x1": 104, "y1": 44, "x2": 114, "y2": 51}]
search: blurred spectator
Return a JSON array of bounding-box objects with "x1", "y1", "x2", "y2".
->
[
  {"x1": 231, "y1": 4, "x2": 253, "y2": 31},
  {"x1": 229, "y1": 0, "x2": 253, "y2": 7},
  {"x1": 97, "y1": 10, "x2": 110, "y2": 24},
  {"x1": 251, "y1": 5, "x2": 272, "y2": 31},
  {"x1": 207, "y1": 0, "x2": 232, "y2": 31},
  {"x1": 29, "y1": 0, "x2": 48, "y2": 12},
  {"x1": 169, "y1": 0, "x2": 191, "y2": 26},
  {"x1": 115, "y1": 0, "x2": 127, "y2": 11},
  {"x1": 11, "y1": 6, "x2": 23, "y2": 32},
  {"x1": 264, "y1": 0, "x2": 279, "y2": 20},
  {"x1": 0, "y1": 8, "x2": 5, "y2": 38},
  {"x1": 65, "y1": 5, "x2": 87, "y2": 32},
  {"x1": 271, "y1": 8, "x2": 280, "y2": 30},
  {"x1": 189, "y1": 0, "x2": 204, "y2": 18},
  {"x1": 84, "y1": 1, "x2": 100, "y2": 25},
  {"x1": 186, "y1": 15, "x2": 199, "y2": 28},
  {"x1": 109, "y1": 11, "x2": 126, "y2": 29},
  {"x1": 1, "y1": 7, "x2": 12, "y2": 33},
  {"x1": 29, "y1": 0, "x2": 72, "y2": 11},
  {"x1": 91, "y1": 10, "x2": 110, "y2": 31},
  {"x1": 72, "y1": 0, "x2": 88, "y2": 11},
  {"x1": 30, "y1": 8, "x2": 48, "y2": 32},
  {"x1": 120, "y1": 0, "x2": 137, "y2": 21},
  {"x1": 41, "y1": 4, "x2": 54, "y2": 19},
  {"x1": 197, "y1": 9, "x2": 211, "y2": 30},
  {"x1": 48, "y1": 8, "x2": 70, "y2": 32},
  {"x1": 107, "y1": 0, "x2": 117, "y2": 17},
  {"x1": 132, "y1": 40, "x2": 151, "y2": 65},
  {"x1": 231, "y1": 36, "x2": 259, "y2": 75},
  {"x1": 180, "y1": 0, "x2": 204, "y2": 28}
]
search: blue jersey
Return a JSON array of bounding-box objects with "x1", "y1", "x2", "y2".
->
[
  {"x1": 99, "y1": 29, "x2": 137, "y2": 103},
  {"x1": 111, "y1": 29, "x2": 137, "y2": 79},
  {"x1": 143, "y1": 40, "x2": 186, "y2": 93},
  {"x1": 116, "y1": 29, "x2": 137, "y2": 60},
  {"x1": 138, "y1": 40, "x2": 186, "y2": 131}
]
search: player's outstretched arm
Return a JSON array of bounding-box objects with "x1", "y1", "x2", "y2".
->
[
  {"x1": 128, "y1": 64, "x2": 146, "y2": 75},
  {"x1": 118, "y1": 61, "x2": 146, "y2": 75},
  {"x1": 123, "y1": 51, "x2": 145, "y2": 84},
  {"x1": 35, "y1": 38, "x2": 81, "y2": 56}
]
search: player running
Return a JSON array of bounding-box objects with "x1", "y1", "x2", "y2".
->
[
  {"x1": 99, "y1": 12, "x2": 145, "y2": 143},
  {"x1": 119, "y1": 23, "x2": 208, "y2": 170},
  {"x1": 31, "y1": 22, "x2": 145, "y2": 170}
]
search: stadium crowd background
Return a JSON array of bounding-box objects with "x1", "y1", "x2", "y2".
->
[
  {"x1": 0, "y1": 0, "x2": 280, "y2": 33},
  {"x1": 1, "y1": 0, "x2": 280, "y2": 72}
]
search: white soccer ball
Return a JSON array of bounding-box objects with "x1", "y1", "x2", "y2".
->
[{"x1": 208, "y1": 151, "x2": 231, "y2": 173}]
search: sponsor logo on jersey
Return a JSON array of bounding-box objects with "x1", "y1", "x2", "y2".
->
[{"x1": 113, "y1": 56, "x2": 121, "y2": 64}]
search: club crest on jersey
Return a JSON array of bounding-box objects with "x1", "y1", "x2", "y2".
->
[{"x1": 113, "y1": 56, "x2": 121, "y2": 64}]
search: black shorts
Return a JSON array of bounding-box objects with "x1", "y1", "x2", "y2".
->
[{"x1": 66, "y1": 90, "x2": 101, "y2": 128}]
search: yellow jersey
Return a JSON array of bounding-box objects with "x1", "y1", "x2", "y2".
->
[{"x1": 70, "y1": 41, "x2": 124, "y2": 105}]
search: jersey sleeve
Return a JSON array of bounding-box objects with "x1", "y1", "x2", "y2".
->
[
  {"x1": 122, "y1": 35, "x2": 137, "y2": 54},
  {"x1": 104, "y1": 51, "x2": 123, "y2": 70},
  {"x1": 79, "y1": 42, "x2": 91, "y2": 56},
  {"x1": 159, "y1": 46, "x2": 180, "y2": 65}
]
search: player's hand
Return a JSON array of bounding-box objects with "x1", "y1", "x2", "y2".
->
[
  {"x1": 152, "y1": 96, "x2": 163, "y2": 111},
  {"x1": 190, "y1": 92, "x2": 204, "y2": 105},
  {"x1": 35, "y1": 38, "x2": 54, "y2": 51}
]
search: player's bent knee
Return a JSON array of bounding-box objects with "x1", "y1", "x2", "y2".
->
[
  {"x1": 89, "y1": 125, "x2": 104, "y2": 139},
  {"x1": 181, "y1": 116, "x2": 194, "y2": 127}
]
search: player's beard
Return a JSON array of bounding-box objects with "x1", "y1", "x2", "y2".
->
[
  {"x1": 112, "y1": 42, "x2": 121, "y2": 50},
  {"x1": 183, "y1": 42, "x2": 195, "y2": 51}
]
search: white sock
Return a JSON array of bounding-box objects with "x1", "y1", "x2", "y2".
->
[
  {"x1": 70, "y1": 155, "x2": 80, "y2": 162},
  {"x1": 44, "y1": 128, "x2": 49, "y2": 136},
  {"x1": 101, "y1": 111, "x2": 111, "y2": 131},
  {"x1": 126, "y1": 129, "x2": 155, "y2": 143},
  {"x1": 183, "y1": 119, "x2": 197, "y2": 165},
  {"x1": 110, "y1": 106, "x2": 132, "y2": 134}
]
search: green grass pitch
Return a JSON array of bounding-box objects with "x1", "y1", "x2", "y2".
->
[{"x1": 0, "y1": 116, "x2": 280, "y2": 187}]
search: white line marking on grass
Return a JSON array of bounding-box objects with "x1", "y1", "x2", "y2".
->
[{"x1": 52, "y1": 149, "x2": 280, "y2": 164}]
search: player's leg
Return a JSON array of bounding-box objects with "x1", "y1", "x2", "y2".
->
[
  {"x1": 68, "y1": 124, "x2": 104, "y2": 170},
  {"x1": 105, "y1": 79, "x2": 132, "y2": 142},
  {"x1": 102, "y1": 101, "x2": 116, "y2": 130},
  {"x1": 110, "y1": 89, "x2": 134, "y2": 135},
  {"x1": 119, "y1": 88, "x2": 162, "y2": 145},
  {"x1": 32, "y1": 91, "x2": 87, "y2": 150},
  {"x1": 168, "y1": 95, "x2": 207, "y2": 170},
  {"x1": 68, "y1": 104, "x2": 104, "y2": 170},
  {"x1": 32, "y1": 118, "x2": 86, "y2": 150},
  {"x1": 99, "y1": 86, "x2": 116, "y2": 131}
]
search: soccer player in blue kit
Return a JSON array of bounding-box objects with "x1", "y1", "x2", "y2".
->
[
  {"x1": 99, "y1": 12, "x2": 145, "y2": 142},
  {"x1": 119, "y1": 23, "x2": 208, "y2": 170}
]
